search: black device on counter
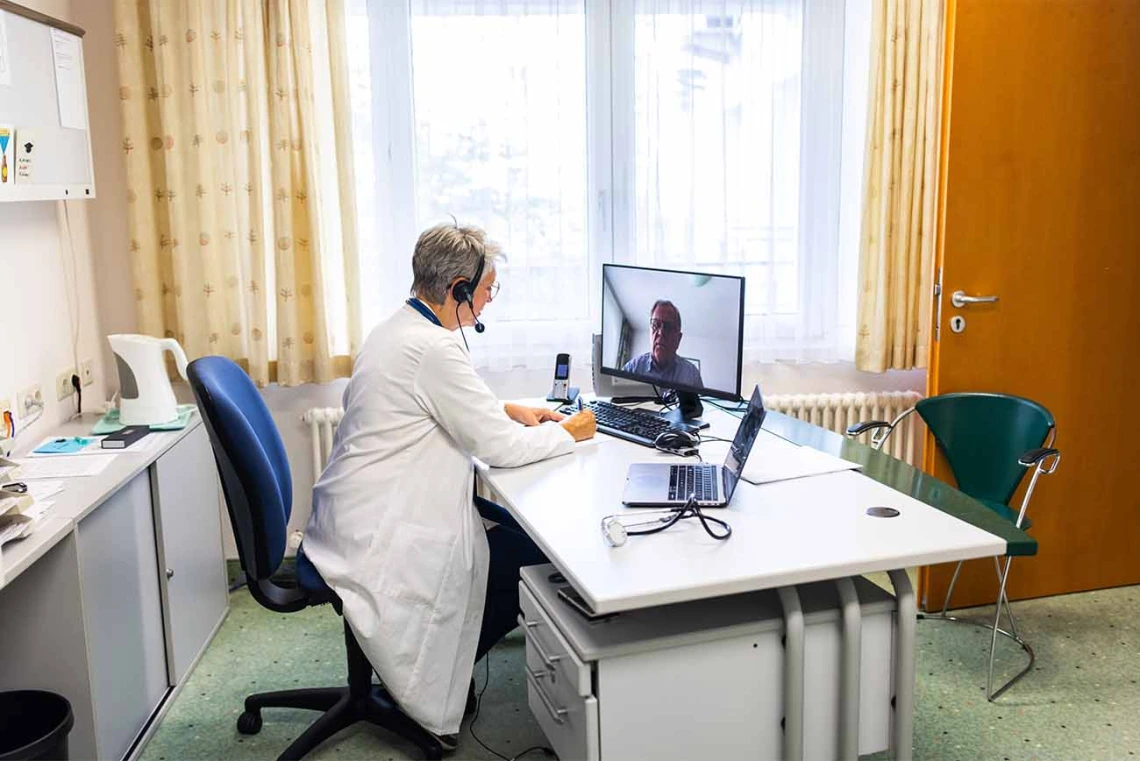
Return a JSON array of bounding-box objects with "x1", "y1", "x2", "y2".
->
[
  {"x1": 546, "y1": 352, "x2": 579, "y2": 404},
  {"x1": 557, "y1": 585, "x2": 617, "y2": 623},
  {"x1": 101, "y1": 425, "x2": 151, "y2": 450}
]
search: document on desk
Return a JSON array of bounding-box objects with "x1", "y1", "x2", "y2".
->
[
  {"x1": 13, "y1": 455, "x2": 116, "y2": 479},
  {"x1": 742, "y1": 432, "x2": 861, "y2": 485}
]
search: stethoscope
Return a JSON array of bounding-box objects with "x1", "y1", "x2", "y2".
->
[{"x1": 601, "y1": 495, "x2": 732, "y2": 547}]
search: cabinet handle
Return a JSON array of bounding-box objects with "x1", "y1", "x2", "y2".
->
[
  {"x1": 166, "y1": 568, "x2": 174, "y2": 579},
  {"x1": 518, "y1": 617, "x2": 562, "y2": 669},
  {"x1": 526, "y1": 668, "x2": 567, "y2": 725}
]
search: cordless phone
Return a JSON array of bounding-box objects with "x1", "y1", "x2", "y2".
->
[{"x1": 546, "y1": 353, "x2": 579, "y2": 403}]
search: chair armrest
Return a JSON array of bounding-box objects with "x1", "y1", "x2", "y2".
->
[
  {"x1": 1019, "y1": 447, "x2": 1060, "y2": 467},
  {"x1": 846, "y1": 421, "x2": 892, "y2": 437}
]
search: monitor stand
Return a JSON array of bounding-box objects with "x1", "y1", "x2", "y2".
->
[{"x1": 659, "y1": 391, "x2": 709, "y2": 431}]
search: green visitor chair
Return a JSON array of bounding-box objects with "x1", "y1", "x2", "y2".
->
[{"x1": 847, "y1": 392, "x2": 1061, "y2": 700}]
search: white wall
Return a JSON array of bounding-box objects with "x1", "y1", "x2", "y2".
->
[{"x1": 0, "y1": 0, "x2": 111, "y2": 457}]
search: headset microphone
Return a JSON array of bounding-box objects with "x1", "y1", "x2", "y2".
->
[{"x1": 473, "y1": 311, "x2": 485, "y2": 333}]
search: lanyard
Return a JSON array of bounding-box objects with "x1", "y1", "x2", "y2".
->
[{"x1": 406, "y1": 297, "x2": 442, "y2": 327}]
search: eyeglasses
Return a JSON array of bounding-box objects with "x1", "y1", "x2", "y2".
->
[
  {"x1": 650, "y1": 318, "x2": 679, "y2": 334},
  {"x1": 486, "y1": 281, "x2": 501, "y2": 299}
]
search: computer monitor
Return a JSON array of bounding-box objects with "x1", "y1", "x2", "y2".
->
[{"x1": 600, "y1": 264, "x2": 745, "y2": 427}]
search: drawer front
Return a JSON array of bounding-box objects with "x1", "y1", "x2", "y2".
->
[
  {"x1": 519, "y1": 581, "x2": 592, "y2": 697},
  {"x1": 526, "y1": 668, "x2": 599, "y2": 761}
]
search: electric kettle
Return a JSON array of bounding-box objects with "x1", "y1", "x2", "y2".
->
[{"x1": 107, "y1": 334, "x2": 189, "y2": 425}]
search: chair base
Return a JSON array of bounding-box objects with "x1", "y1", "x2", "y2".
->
[
  {"x1": 240, "y1": 684, "x2": 443, "y2": 760},
  {"x1": 237, "y1": 620, "x2": 444, "y2": 760},
  {"x1": 917, "y1": 612, "x2": 1035, "y2": 701}
]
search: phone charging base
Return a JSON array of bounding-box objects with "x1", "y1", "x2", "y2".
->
[{"x1": 546, "y1": 386, "x2": 580, "y2": 404}]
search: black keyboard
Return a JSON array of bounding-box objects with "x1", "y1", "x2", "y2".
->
[
  {"x1": 669, "y1": 464, "x2": 719, "y2": 502},
  {"x1": 558, "y1": 399, "x2": 673, "y2": 448}
]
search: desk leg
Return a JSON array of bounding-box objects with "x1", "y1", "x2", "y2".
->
[
  {"x1": 777, "y1": 586, "x2": 804, "y2": 761},
  {"x1": 888, "y1": 569, "x2": 916, "y2": 761},
  {"x1": 835, "y1": 577, "x2": 862, "y2": 761}
]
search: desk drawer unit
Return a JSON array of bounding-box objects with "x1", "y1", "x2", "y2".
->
[
  {"x1": 519, "y1": 581, "x2": 600, "y2": 761},
  {"x1": 519, "y1": 565, "x2": 900, "y2": 761}
]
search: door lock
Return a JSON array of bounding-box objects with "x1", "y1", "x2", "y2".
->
[{"x1": 950, "y1": 315, "x2": 966, "y2": 334}]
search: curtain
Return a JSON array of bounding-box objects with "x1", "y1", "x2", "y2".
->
[
  {"x1": 114, "y1": 0, "x2": 361, "y2": 387},
  {"x1": 855, "y1": 0, "x2": 943, "y2": 372}
]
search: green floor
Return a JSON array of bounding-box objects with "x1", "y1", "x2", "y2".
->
[{"x1": 140, "y1": 583, "x2": 1140, "y2": 761}]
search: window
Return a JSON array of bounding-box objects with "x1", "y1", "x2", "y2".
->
[{"x1": 347, "y1": 0, "x2": 869, "y2": 369}]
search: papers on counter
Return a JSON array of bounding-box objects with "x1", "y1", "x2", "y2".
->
[
  {"x1": 741, "y1": 430, "x2": 862, "y2": 486},
  {"x1": 12, "y1": 456, "x2": 115, "y2": 479}
]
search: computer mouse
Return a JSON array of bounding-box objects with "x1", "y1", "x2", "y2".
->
[{"x1": 654, "y1": 430, "x2": 700, "y2": 456}]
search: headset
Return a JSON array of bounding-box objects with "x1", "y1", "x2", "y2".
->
[{"x1": 451, "y1": 245, "x2": 487, "y2": 335}]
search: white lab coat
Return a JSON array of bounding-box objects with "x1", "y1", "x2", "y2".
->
[{"x1": 303, "y1": 304, "x2": 574, "y2": 735}]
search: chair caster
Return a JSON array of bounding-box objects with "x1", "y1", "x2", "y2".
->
[{"x1": 237, "y1": 710, "x2": 263, "y2": 735}]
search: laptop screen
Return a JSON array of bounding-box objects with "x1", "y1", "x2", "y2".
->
[{"x1": 722, "y1": 386, "x2": 767, "y2": 501}]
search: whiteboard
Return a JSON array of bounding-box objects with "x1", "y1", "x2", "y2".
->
[{"x1": 0, "y1": 4, "x2": 95, "y2": 202}]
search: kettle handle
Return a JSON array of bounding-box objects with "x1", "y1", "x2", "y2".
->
[{"x1": 160, "y1": 339, "x2": 190, "y2": 381}]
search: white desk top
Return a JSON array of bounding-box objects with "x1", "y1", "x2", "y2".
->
[
  {"x1": 482, "y1": 402, "x2": 1005, "y2": 615},
  {"x1": 0, "y1": 414, "x2": 202, "y2": 591}
]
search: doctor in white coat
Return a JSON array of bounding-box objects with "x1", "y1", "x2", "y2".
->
[{"x1": 303, "y1": 224, "x2": 596, "y2": 749}]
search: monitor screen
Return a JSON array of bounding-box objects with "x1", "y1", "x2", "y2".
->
[{"x1": 600, "y1": 264, "x2": 744, "y2": 401}]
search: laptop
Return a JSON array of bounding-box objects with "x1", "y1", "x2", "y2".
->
[{"x1": 621, "y1": 386, "x2": 767, "y2": 508}]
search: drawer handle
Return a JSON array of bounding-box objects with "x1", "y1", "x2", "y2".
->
[
  {"x1": 517, "y1": 615, "x2": 562, "y2": 669},
  {"x1": 526, "y1": 668, "x2": 567, "y2": 725}
]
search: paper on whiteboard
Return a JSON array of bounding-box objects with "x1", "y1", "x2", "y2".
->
[
  {"x1": 741, "y1": 432, "x2": 861, "y2": 485},
  {"x1": 51, "y1": 28, "x2": 86, "y2": 130},
  {"x1": 13, "y1": 455, "x2": 115, "y2": 479},
  {"x1": 0, "y1": 13, "x2": 11, "y2": 88}
]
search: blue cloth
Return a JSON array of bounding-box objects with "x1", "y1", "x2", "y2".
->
[
  {"x1": 622, "y1": 352, "x2": 704, "y2": 390},
  {"x1": 474, "y1": 497, "x2": 549, "y2": 662}
]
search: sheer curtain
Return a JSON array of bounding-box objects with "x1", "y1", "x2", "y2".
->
[
  {"x1": 617, "y1": 0, "x2": 868, "y2": 363},
  {"x1": 348, "y1": 0, "x2": 592, "y2": 371},
  {"x1": 346, "y1": 0, "x2": 869, "y2": 370}
]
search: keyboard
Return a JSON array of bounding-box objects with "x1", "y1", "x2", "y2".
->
[
  {"x1": 669, "y1": 464, "x2": 719, "y2": 502},
  {"x1": 558, "y1": 399, "x2": 673, "y2": 448}
]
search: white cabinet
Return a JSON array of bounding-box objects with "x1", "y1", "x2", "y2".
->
[
  {"x1": 519, "y1": 565, "x2": 899, "y2": 761},
  {"x1": 76, "y1": 471, "x2": 169, "y2": 761},
  {"x1": 152, "y1": 425, "x2": 228, "y2": 682},
  {"x1": 0, "y1": 418, "x2": 228, "y2": 761}
]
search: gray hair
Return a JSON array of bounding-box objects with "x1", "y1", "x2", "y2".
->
[
  {"x1": 411, "y1": 223, "x2": 503, "y2": 303},
  {"x1": 651, "y1": 299, "x2": 682, "y2": 330}
]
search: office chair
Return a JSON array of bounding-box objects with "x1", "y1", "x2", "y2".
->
[
  {"x1": 847, "y1": 392, "x2": 1061, "y2": 700},
  {"x1": 187, "y1": 356, "x2": 444, "y2": 760}
]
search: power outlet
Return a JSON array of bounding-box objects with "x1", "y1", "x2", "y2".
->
[
  {"x1": 57, "y1": 368, "x2": 78, "y2": 401},
  {"x1": 16, "y1": 384, "x2": 43, "y2": 417},
  {"x1": 81, "y1": 358, "x2": 95, "y2": 387}
]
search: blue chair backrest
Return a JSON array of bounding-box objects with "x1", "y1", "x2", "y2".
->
[
  {"x1": 916, "y1": 392, "x2": 1055, "y2": 507},
  {"x1": 188, "y1": 356, "x2": 293, "y2": 581}
]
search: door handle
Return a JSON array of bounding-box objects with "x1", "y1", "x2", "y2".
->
[
  {"x1": 166, "y1": 568, "x2": 174, "y2": 579},
  {"x1": 950, "y1": 290, "x2": 999, "y2": 308}
]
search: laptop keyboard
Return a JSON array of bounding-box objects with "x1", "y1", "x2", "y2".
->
[{"x1": 669, "y1": 464, "x2": 719, "y2": 502}]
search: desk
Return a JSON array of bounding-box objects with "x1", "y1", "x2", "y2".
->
[
  {"x1": 0, "y1": 414, "x2": 228, "y2": 761},
  {"x1": 481, "y1": 402, "x2": 1035, "y2": 761}
]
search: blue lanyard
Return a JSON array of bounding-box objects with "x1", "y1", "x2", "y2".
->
[{"x1": 406, "y1": 297, "x2": 442, "y2": 327}]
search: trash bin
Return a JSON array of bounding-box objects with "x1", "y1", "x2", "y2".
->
[{"x1": 0, "y1": 691, "x2": 74, "y2": 760}]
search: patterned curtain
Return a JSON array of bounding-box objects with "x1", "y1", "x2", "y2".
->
[
  {"x1": 113, "y1": 0, "x2": 360, "y2": 387},
  {"x1": 855, "y1": 0, "x2": 944, "y2": 372}
]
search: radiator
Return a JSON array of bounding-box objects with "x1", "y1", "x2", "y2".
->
[
  {"x1": 765, "y1": 391, "x2": 925, "y2": 467},
  {"x1": 301, "y1": 407, "x2": 345, "y2": 477}
]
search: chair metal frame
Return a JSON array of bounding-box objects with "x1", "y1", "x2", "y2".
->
[{"x1": 847, "y1": 404, "x2": 1060, "y2": 700}]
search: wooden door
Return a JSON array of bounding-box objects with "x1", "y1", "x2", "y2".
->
[{"x1": 921, "y1": 0, "x2": 1140, "y2": 610}]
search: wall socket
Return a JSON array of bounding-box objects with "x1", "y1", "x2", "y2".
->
[
  {"x1": 16, "y1": 384, "x2": 43, "y2": 416},
  {"x1": 57, "y1": 368, "x2": 78, "y2": 401},
  {"x1": 81, "y1": 358, "x2": 95, "y2": 387}
]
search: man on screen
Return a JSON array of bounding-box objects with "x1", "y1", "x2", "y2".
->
[{"x1": 622, "y1": 300, "x2": 704, "y2": 389}]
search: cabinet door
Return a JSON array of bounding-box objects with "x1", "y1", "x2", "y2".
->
[
  {"x1": 153, "y1": 424, "x2": 229, "y2": 682},
  {"x1": 76, "y1": 471, "x2": 169, "y2": 761}
]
